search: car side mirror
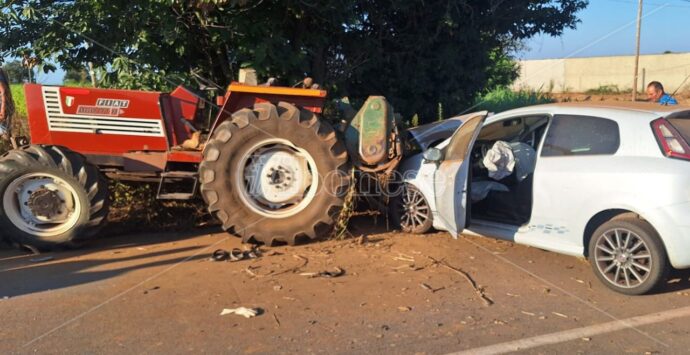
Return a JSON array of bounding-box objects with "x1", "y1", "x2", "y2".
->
[{"x1": 423, "y1": 148, "x2": 443, "y2": 163}]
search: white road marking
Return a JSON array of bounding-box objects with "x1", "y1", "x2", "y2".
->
[{"x1": 449, "y1": 305, "x2": 690, "y2": 355}]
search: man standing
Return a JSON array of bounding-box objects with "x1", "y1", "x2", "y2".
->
[
  {"x1": 0, "y1": 67, "x2": 16, "y2": 138},
  {"x1": 646, "y1": 81, "x2": 678, "y2": 105}
]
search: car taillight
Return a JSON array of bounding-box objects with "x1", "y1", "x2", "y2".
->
[{"x1": 652, "y1": 118, "x2": 690, "y2": 161}]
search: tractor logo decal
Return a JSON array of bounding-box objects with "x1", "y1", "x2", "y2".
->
[
  {"x1": 76, "y1": 105, "x2": 124, "y2": 117},
  {"x1": 76, "y1": 98, "x2": 129, "y2": 117},
  {"x1": 95, "y1": 98, "x2": 129, "y2": 108},
  {"x1": 42, "y1": 86, "x2": 164, "y2": 137}
]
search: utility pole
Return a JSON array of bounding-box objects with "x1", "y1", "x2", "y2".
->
[{"x1": 632, "y1": 0, "x2": 643, "y2": 102}]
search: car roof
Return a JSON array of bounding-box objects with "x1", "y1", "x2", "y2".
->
[{"x1": 491, "y1": 101, "x2": 690, "y2": 122}]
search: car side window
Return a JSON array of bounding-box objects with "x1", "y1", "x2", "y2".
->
[{"x1": 541, "y1": 115, "x2": 620, "y2": 157}]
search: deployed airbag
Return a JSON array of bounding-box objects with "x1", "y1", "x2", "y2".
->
[
  {"x1": 482, "y1": 141, "x2": 537, "y2": 182},
  {"x1": 483, "y1": 141, "x2": 515, "y2": 180}
]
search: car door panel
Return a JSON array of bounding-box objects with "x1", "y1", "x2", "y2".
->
[{"x1": 434, "y1": 112, "x2": 487, "y2": 237}]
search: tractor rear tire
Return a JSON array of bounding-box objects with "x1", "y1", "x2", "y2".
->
[
  {"x1": 0, "y1": 145, "x2": 109, "y2": 250},
  {"x1": 199, "y1": 102, "x2": 350, "y2": 245}
]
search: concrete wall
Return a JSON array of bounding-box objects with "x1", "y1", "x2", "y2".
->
[{"x1": 514, "y1": 52, "x2": 690, "y2": 93}]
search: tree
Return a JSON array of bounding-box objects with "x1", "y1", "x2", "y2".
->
[
  {"x1": 1, "y1": 60, "x2": 30, "y2": 84},
  {"x1": 1, "y1": 0, "x2": 588, "y2": 122},
  {"x1": 63, "y1": 67, "x2": 89, "y2": 85}
]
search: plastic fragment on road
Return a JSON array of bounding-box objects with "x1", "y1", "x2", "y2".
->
[
  {"x1": 299, "y1": 267, "x2": 345, "y2": 278},
  {"x1": 29, "y1": 256, "x2": 55, "y2": 263},
  {"x1": 220, "y1": 307, "x2": 261, "y2": 318}
]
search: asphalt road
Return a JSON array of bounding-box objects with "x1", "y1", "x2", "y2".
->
[{"x1": 2, "y1": 219, "x2": 690, "y2": 354}]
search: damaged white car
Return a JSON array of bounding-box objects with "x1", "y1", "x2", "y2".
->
[{"x1": 393, "y1": 102, "x2": 690, "y2": 295}]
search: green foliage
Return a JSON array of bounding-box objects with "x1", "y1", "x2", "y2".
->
[
  {"x1": 62, "y1": 67, "x2": 90, "y2": 85},
  {"x1": 585, "y1": 85, "x2": 631, "y2": 95},
  {"x1": 474, "y1": 87, "x2": 555, "y2": 113},
  {"x1": 2, "y1": 61, "x2": 30, "y2": 83},
  {"x1": 1, "y1": 0, "x2": 588, "y2": 122},
  {"x1": 410, "y1": 114, "x2": 420, "y2": 128}
]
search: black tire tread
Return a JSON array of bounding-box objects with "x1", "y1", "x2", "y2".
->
[{"x1": 199, "y1": 102, "x2": 350, "y2": 245}]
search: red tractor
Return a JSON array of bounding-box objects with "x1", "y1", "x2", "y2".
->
[{"x1": 0, "y1": 80, "x2": 411, "y2": 250}]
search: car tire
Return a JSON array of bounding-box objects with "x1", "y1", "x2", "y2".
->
[
  {"x1": 588, "y1": 217, "x2": 668, "y2": 295},
  {"x1": 391, "y1": 183, "x2": 433, "y2": 234},
  {"x1": 0, "y1": 145, "x2": 109, "y2": 250}
]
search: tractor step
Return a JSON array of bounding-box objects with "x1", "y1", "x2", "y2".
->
[{"x1": 157, "y1": 171, "x2": 199, "y2": 200}]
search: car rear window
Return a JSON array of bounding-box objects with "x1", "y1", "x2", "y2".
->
[{"x1": 541, "y1": 115, "x2": 620, "y2": 157}]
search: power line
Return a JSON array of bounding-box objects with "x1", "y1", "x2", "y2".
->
[{"x1": 605, "y1": 0, "x2": 690, "y2": 8}]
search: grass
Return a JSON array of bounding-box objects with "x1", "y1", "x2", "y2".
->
[
  {"x1": 10, "y1": 84, "x2": 27, "y2": 117},
  {"x1": 473, "y1": 87, "x2": 555, "y2": 113},
  {"x1": 584, "y1": 85, "x2": 632, "y2": 95}
]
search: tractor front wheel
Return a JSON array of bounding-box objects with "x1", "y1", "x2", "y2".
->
[{"x1": 0, "y1": 145, "x2": 109, "y2": 250}]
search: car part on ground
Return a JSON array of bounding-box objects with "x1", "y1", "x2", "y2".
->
[{"x1": 0, "y1": 145, "x2": 109, "y2": 250}]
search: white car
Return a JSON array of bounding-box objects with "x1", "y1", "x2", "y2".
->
[{"x1": 393, "y1": 102, "x2": 690, "y2": 295}]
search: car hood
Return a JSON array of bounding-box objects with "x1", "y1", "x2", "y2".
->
[{"x1": 406, "y1": 116, "x2": 466, "y2": 150}]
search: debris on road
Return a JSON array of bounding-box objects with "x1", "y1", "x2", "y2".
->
[
  {"x1": 211, "y1": 247, "x2": 261, "y2": 262},
  {"x1": 398, "y1": 306, "x2": 412, "y2": 312},
  {"x1": 300, "y1": 267, "x2": 345, "y2": 278},
  {"x1": 392, "y1": 253, "x2": 415, "y2": 263},
  {"x1": 552, "y1": 311, "x2": 569, "y2": 318},
  {"x1": 29, "y1": 255, "x2": 55, "y2": 263},
  {"x1": 143, "y1": 286, "x2": 160, "y2": 294},
  {"x1": 420, "y1": 283, "x2": 444, "y2": 293},
  {"x1": 272, "y1": 255, "x2": 309, "y2": 276},
  {"x1": 220, "y1": 307, "x2": 262, "y2": 318},
  {"x1": 427, "y1": 256, "x2": 494, "y2": 306}
]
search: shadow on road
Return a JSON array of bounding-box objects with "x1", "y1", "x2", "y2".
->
[
  {"x1": 654, "y1": 268, "x2": 690, "y2": 295},
  {"x1": 0, "y1": 228, "x2": 220, "y2": 298}
]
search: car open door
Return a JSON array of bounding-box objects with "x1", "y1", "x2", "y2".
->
[{"x1": 434, "y1": 112, "x2": 488, "y2": 237}]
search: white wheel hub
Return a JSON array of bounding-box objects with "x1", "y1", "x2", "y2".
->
[
  {"x1": 245, "y1": 147, "x2": 312, "y2": 207},
  {"x1": 3, "y1": 173, "x2": 82, "y2": 237},
  {"x1": 238, "y1": 139, "x2": 319, "y2": 218}
]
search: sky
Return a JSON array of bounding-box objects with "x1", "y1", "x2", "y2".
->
[
  {"x1": 24, "y1": 0, "x2": 690, "y2": 84},
  {"x1": 518, "y1": 0, "x2": 690, "y2": 60}
]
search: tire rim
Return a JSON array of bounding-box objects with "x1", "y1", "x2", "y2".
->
[
  {"x1": 237, "y1": 138, "x2": 319, "y2": 218},
  {"x1": 397, "y1": 185, "x2": 430, "y2": 232},
  {"x1": 2, "y1": 172, "x2": 82, "y2": 237},
  {"x1": 594, "y1": 228, "x2": 653, "y2": 289}
]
